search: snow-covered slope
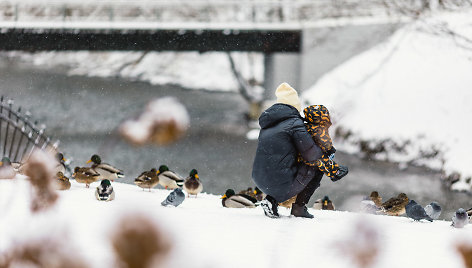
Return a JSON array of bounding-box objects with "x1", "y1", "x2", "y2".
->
[
  {"x1": 1, "y1": 177, "x2": 471, "y2": 268},
  {"x1": 302, "y1": 11, "x2": 472, "y2": 191}
]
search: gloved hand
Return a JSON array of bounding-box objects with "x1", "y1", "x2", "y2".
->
[
  {"x1": 328, "y1": 153, "x2": 335, "y2": 161},
  {"x1": 331, "y1": 165, "x2": 348, "y2": 182},
  {"x1": 326, "y1": 147, "x2": 336, "y2": 160}
]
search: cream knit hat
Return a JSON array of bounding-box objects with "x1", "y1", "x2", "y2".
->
[{"x1": 275, "y1": 82, "x2": 301, "y2": 112}]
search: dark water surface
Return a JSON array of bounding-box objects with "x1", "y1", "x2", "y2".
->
[{"x1": 0, "y1": 58, "x2": 470, "y2": 220}]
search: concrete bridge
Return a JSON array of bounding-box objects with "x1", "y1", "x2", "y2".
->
[
  {"x1": 0, "y1": 22, "x2": 301, "y2": 52},
  {"x1": 0, "y1": 0, "x2": 407, "y2": 93}
]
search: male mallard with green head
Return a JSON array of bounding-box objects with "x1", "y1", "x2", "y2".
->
[
  {"x1": 134, "y1": 168, "x2": 159, "y2": 192},
  {"x1": 73, "y1": 166, "x2": 100, "y2": 188},
  {"x1": 87, "y1": 154, "x2": 124, "y2": 182},
  {"x1": 55, "y1": 152, "x2": 67, "y2": 174},
  {"x1": 95, "y1": 179, "x2": 115, "y2": 201},
  {"x1": 221, "y1": 189, "x2": 257, "y2": 208},
  {"x1": 313, "y1": 196, "x2": 335, "y2": 210},
  {"x1": 380, "y1": 193, "x2": 409, "y2": 216},
  {"x1": 55, "y1": 171, "x2": 71, "y2": 190},
  {"x1": 183, "y1": 169, "x2": 203, "y2": 197},
  {"x1": 253, "y1": 187, "x2": 265, "y2": 201},
  {"x1": 157, "y1": 165, "x2": 184, "y2": 190}
]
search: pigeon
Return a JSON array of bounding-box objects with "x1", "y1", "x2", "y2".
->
[
  {"x1": 452, "y1": 208, "x2": 469, "y2": 228},
  {"x1": 360, "y1": 197, "x2": 379, "y2": 214},
  {"x1": 95, "y1": 179, "x2": 115, "y2": 201},
  {"x1": 405, "y1": 200, "x2": 433, "y2": 222},
  {"x1": 424, "y1": 202, "x2": 442, "y2": 220},
  {"x1": 161, "y1": 188, "x2": 185, "y2": 207}
]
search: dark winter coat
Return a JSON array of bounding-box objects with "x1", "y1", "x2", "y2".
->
[{"x1": 252, "y1": 104, "x2": 324, "y2": 203}]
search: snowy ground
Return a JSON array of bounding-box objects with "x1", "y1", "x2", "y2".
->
[{"x1": 1, "y1": 177, "x2": 472, "y2": 268}]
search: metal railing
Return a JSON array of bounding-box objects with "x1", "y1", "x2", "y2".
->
[
  {"x1": 0, "y1": 0, "x2": 401, "y2": 24},
  {"x1": 0, "y1": 96, "x2": 59, "y2": 163}
]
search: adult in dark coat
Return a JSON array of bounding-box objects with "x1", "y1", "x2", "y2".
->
[{"x1": 252, "y1": 82, "x2": 325, "y2": 218}]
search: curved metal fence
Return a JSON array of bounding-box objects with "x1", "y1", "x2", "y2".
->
[
  {"x1": 1, "y1": 0, "x2": 465, "y2": 24},
  {"x1": 0, "y1": 96, "x2": 59, "y2": 163}
]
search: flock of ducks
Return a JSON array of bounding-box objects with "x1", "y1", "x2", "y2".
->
[
  {"x1": 2, "y1": 153, "x2": 472, "y2": 226},
  {"x1": 70, "y1": 155, "x2": 204, "y2": 202},
  {"x1": 360, "y1": 191, "x2": 472, "y2": 228}
]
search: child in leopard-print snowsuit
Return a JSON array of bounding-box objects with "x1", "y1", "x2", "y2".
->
[{"x1": 301, "y1": 105, "x2": 348, "y2": 181}]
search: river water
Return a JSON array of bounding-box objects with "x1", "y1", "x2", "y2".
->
[{"x1": 0, "y1": 58, "x2": 469, "y2": 220}]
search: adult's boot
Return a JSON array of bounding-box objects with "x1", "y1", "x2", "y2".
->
[{"x1": 291, "y1": 203, "x2": 314, "y2": 219}]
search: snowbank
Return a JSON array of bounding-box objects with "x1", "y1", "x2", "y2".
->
[
  {"x1": 302, "y1": 11, "x2": 472, "y2": 190},
  {"x1": 1, "y1": 177, "x2": 472, "y2": 268}
]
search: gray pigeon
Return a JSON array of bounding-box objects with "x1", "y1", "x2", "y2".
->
[
  {"x1": 452, "y1": 208, "x2": 469, "y2": 228},
  {"x1": 161, "y1": 188, "x2": 185, "y2": 207},
  {"x1": 360, "y1": 197, "x2": 379, "y2": 214},
  {"x1": 95, "y1": 179, "x2": 115, "y2": 201},
  {"x1": 405, "y1": 200, "x2": 433, "y2": 222},
  {"x1": 424, "y1": 202, "x2": 442, "y2": 220}
]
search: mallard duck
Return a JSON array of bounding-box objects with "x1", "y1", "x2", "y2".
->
[
  {"x1": 183, "y1": 169, "x2": 203, "y2": 197},
  {"x1": 380, "y1": 193, "x2": 409, "y2": 216},
  {"x1": 313, "y1": 196, "x2": 335, "y2": 210},
  {"x1": 466, "y1": 207, "x2": 472, "y2": 218},
  {"x1": 369, "y1": 191, "x2": 383, "y2": 207},
  {"x1": 221, "y1": 189, "x2": 257, "y2": 208},
  {"x1": 238, "y1": 187, "x2": 265, "y2": 201},
  {"x1": 72, "y1": 166, "x2": 100, "y2": 188},
  {"x1": 134, "y1": 168, "x2": 159, "y2": 192},
  {"x1": 55, "y1": 171, "x2": 71, "y2": 190},
  {"x1": 157, "y1": 165, "x2": 184, "y2": 190},
  {"x1": 279, "y1": 195, "x2": 297, "y2": 209},
  {"x1": 95, "y1": 179, "x2": 115, "y2": 201},
  {"x1": 55, "y1": 152, "x2": 67, "y2": 174},
  {"x1": 253, "y1": 187, "x2": 265, "y2": 201},
  {"x1": 238, "y1": 187, "x2": 254, "y2": 196},
  {"x1": 0, "y1": 157, "x2": 17, "y2": 180},
  {"x1": 87, "y1": 154, "x2": 124, "y2": 182}
]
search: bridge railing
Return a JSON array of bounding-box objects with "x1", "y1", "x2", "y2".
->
[
  {"x1": 0, "y1": 96, "x2": 59, "y2": 163},
  {"x1": 0, "y1": 0, "x2": 405, "y2": 24}
]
